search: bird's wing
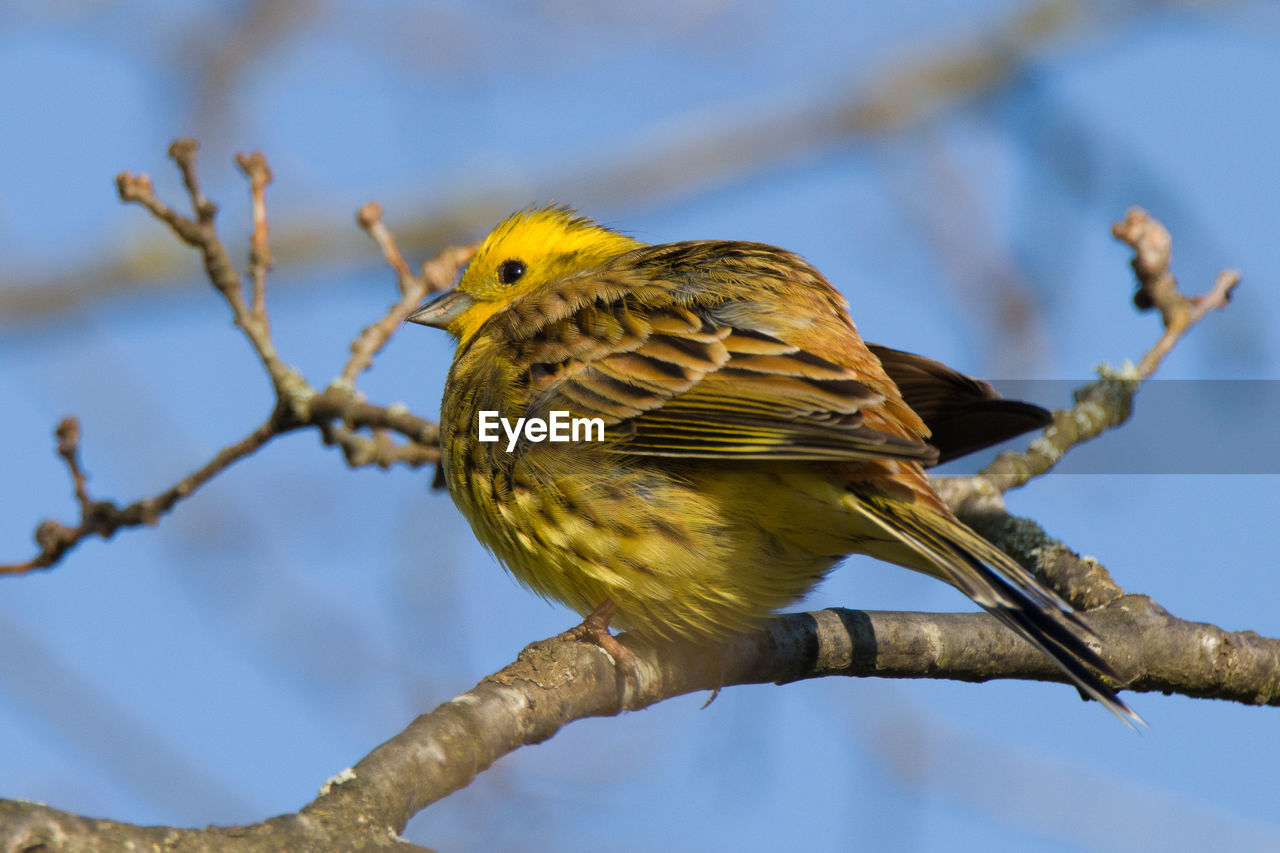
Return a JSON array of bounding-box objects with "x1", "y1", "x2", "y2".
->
[{"x1": 501, "y1": 244, "x2": 938, "y2": 463}]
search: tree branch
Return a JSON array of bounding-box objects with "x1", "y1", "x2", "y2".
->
[
  {"x1": 338, "y1": 203, "x2": 476, "y2": 388},
  {"x1": 954, "y1": 206, "x2": 1239, "y2": 494},
  {"x1": 4, "y1": 595, "x2": 1274, "y2": 850},
  {"x1": 319, "y1": 596, "x2": 1279, "y2": 823},
  {"x1": 0, "y1": 0, "x2": 1171, "y2": 324},
  {"x1": 3, "y1": 143, "x2": 464, "y2": 574},
  {"x1": 930, "y1": 206, "x2": 1240, "y2": 610},
  {"x1": 0, "y1": 416, "x2": 278, "y2": 574}
]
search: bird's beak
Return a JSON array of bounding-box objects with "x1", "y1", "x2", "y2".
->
[{"x1": 407, "y1": 289, "x2": 475, "y2": 329}]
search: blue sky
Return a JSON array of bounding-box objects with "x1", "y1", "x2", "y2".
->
[{"x1": 1, "y1": 2, "x2": 1278, "y2": 850}]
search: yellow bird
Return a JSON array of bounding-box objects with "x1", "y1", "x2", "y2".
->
[{"x1": 410, "y1": 206, "x2": 1138, "y2": 724}]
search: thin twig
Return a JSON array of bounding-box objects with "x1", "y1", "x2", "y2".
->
[
  {"x1": 4, "y1": 144, "x2": 469, "y2": 575},
  {"x1": 1110, "y1": 207, "x2": 1240, "y2": 378},
  {"x1": 973, "y1": 206, "x2": 1240, "y2": 492},
  {"x1": 236, "y1": 151, "x2": 275, "y2": 324},
  {"x1": 338, "y1": 202, "x2": 476, "y2": 387},
  {"x1": 319, "y1": 423, "x2": 439, "y2": 470},
  {"x1": 358, "y1": 202, "x2": 415, "y2": 292},
  {"x1": 1, "y1": 418, "x2": 278, "y2": 573},
  {"x1": 118, "y1": 140, "x2": 287, "y2": 383},
  {"x1": 115, "y1": 172, "x2": 202, "y2": 245},
  {"x1": 55, "y1": 417, "x2": 92, "y2": 514},
  {"x1": 0, "y1": 379, "x2": 451, "y2": 573},
  {"x1": 168, "y1": 139, "x2": 217, "y2": 223},
  {"x1": 933, "y1": 207, "x2": 1241, "y2": 609},
  {"x1": 1134, "y1": 269, "x2": 1239, "y2": 379},
  {"x1": 305, "y1": 385, "x2": 440, "y2": 446}
]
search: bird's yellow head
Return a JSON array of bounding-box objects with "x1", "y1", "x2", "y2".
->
[{"x1": 408, "y1": 207, "x2": 643, "y2": 343}]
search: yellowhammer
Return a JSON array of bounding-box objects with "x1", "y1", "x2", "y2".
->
[{"x1": 409, "y1": 206, "x2": 1138, "y2": 724}]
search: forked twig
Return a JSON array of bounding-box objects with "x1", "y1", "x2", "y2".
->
[{"x1": 3, "y1": 140, "x2": 468, "y2": 574}]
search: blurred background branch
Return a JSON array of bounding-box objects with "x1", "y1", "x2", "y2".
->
[{"x1": 0, "y1": 0, "x2": 1237, "y2": 323}]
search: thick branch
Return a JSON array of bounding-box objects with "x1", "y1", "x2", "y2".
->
[
  {"x1": 305, "y1": 609, "x2": 1064, "y2": 831},
  {"x1": 7, "y1": 595, "x2": 1271, "y2": 848},
  {"x1": 0, "y1": 800, "x2": 432, "y2": 852},
  {"x1": 302, "y1": 598, "x2": 1280, "y2": 830}
]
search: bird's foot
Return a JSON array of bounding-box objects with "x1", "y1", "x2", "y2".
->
[{"x1": 554, "y1": 598, "x2": 639, "y2": 684}]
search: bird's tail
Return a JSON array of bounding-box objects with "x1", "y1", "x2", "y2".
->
[{"x1": 859, "y1": 494, "x2": 1145, "y2": 728}]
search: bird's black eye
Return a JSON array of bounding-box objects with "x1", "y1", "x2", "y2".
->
[{"x1": 497, "y1": 259, "x2": 527, "y2": 285}]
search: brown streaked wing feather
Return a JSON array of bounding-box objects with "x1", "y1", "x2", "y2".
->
[
  {"x1": 520, "y1": 303, "x2": 730, "y2": 424},
  {"x1": 509, "y1": 264, "x2": 936, "y2": 462}
]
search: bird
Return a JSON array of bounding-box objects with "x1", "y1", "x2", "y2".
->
[{"x1": 408, "y1": 206, "x2": 1139, "y2": 724}]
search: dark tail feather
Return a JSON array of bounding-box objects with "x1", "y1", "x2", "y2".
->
[
  {"x1": 863, "y1": 497, "x2": 1145, "y2": 728},
  {"x1": 869, "y1": 344, "x2": 1052, "y2": 465},
  {"x1": 915, "y1": 400, "x2": 1053, "y2": 465},
  {"x1": 976, "y1": 564, "x2": 1145, "y2": 728}
]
